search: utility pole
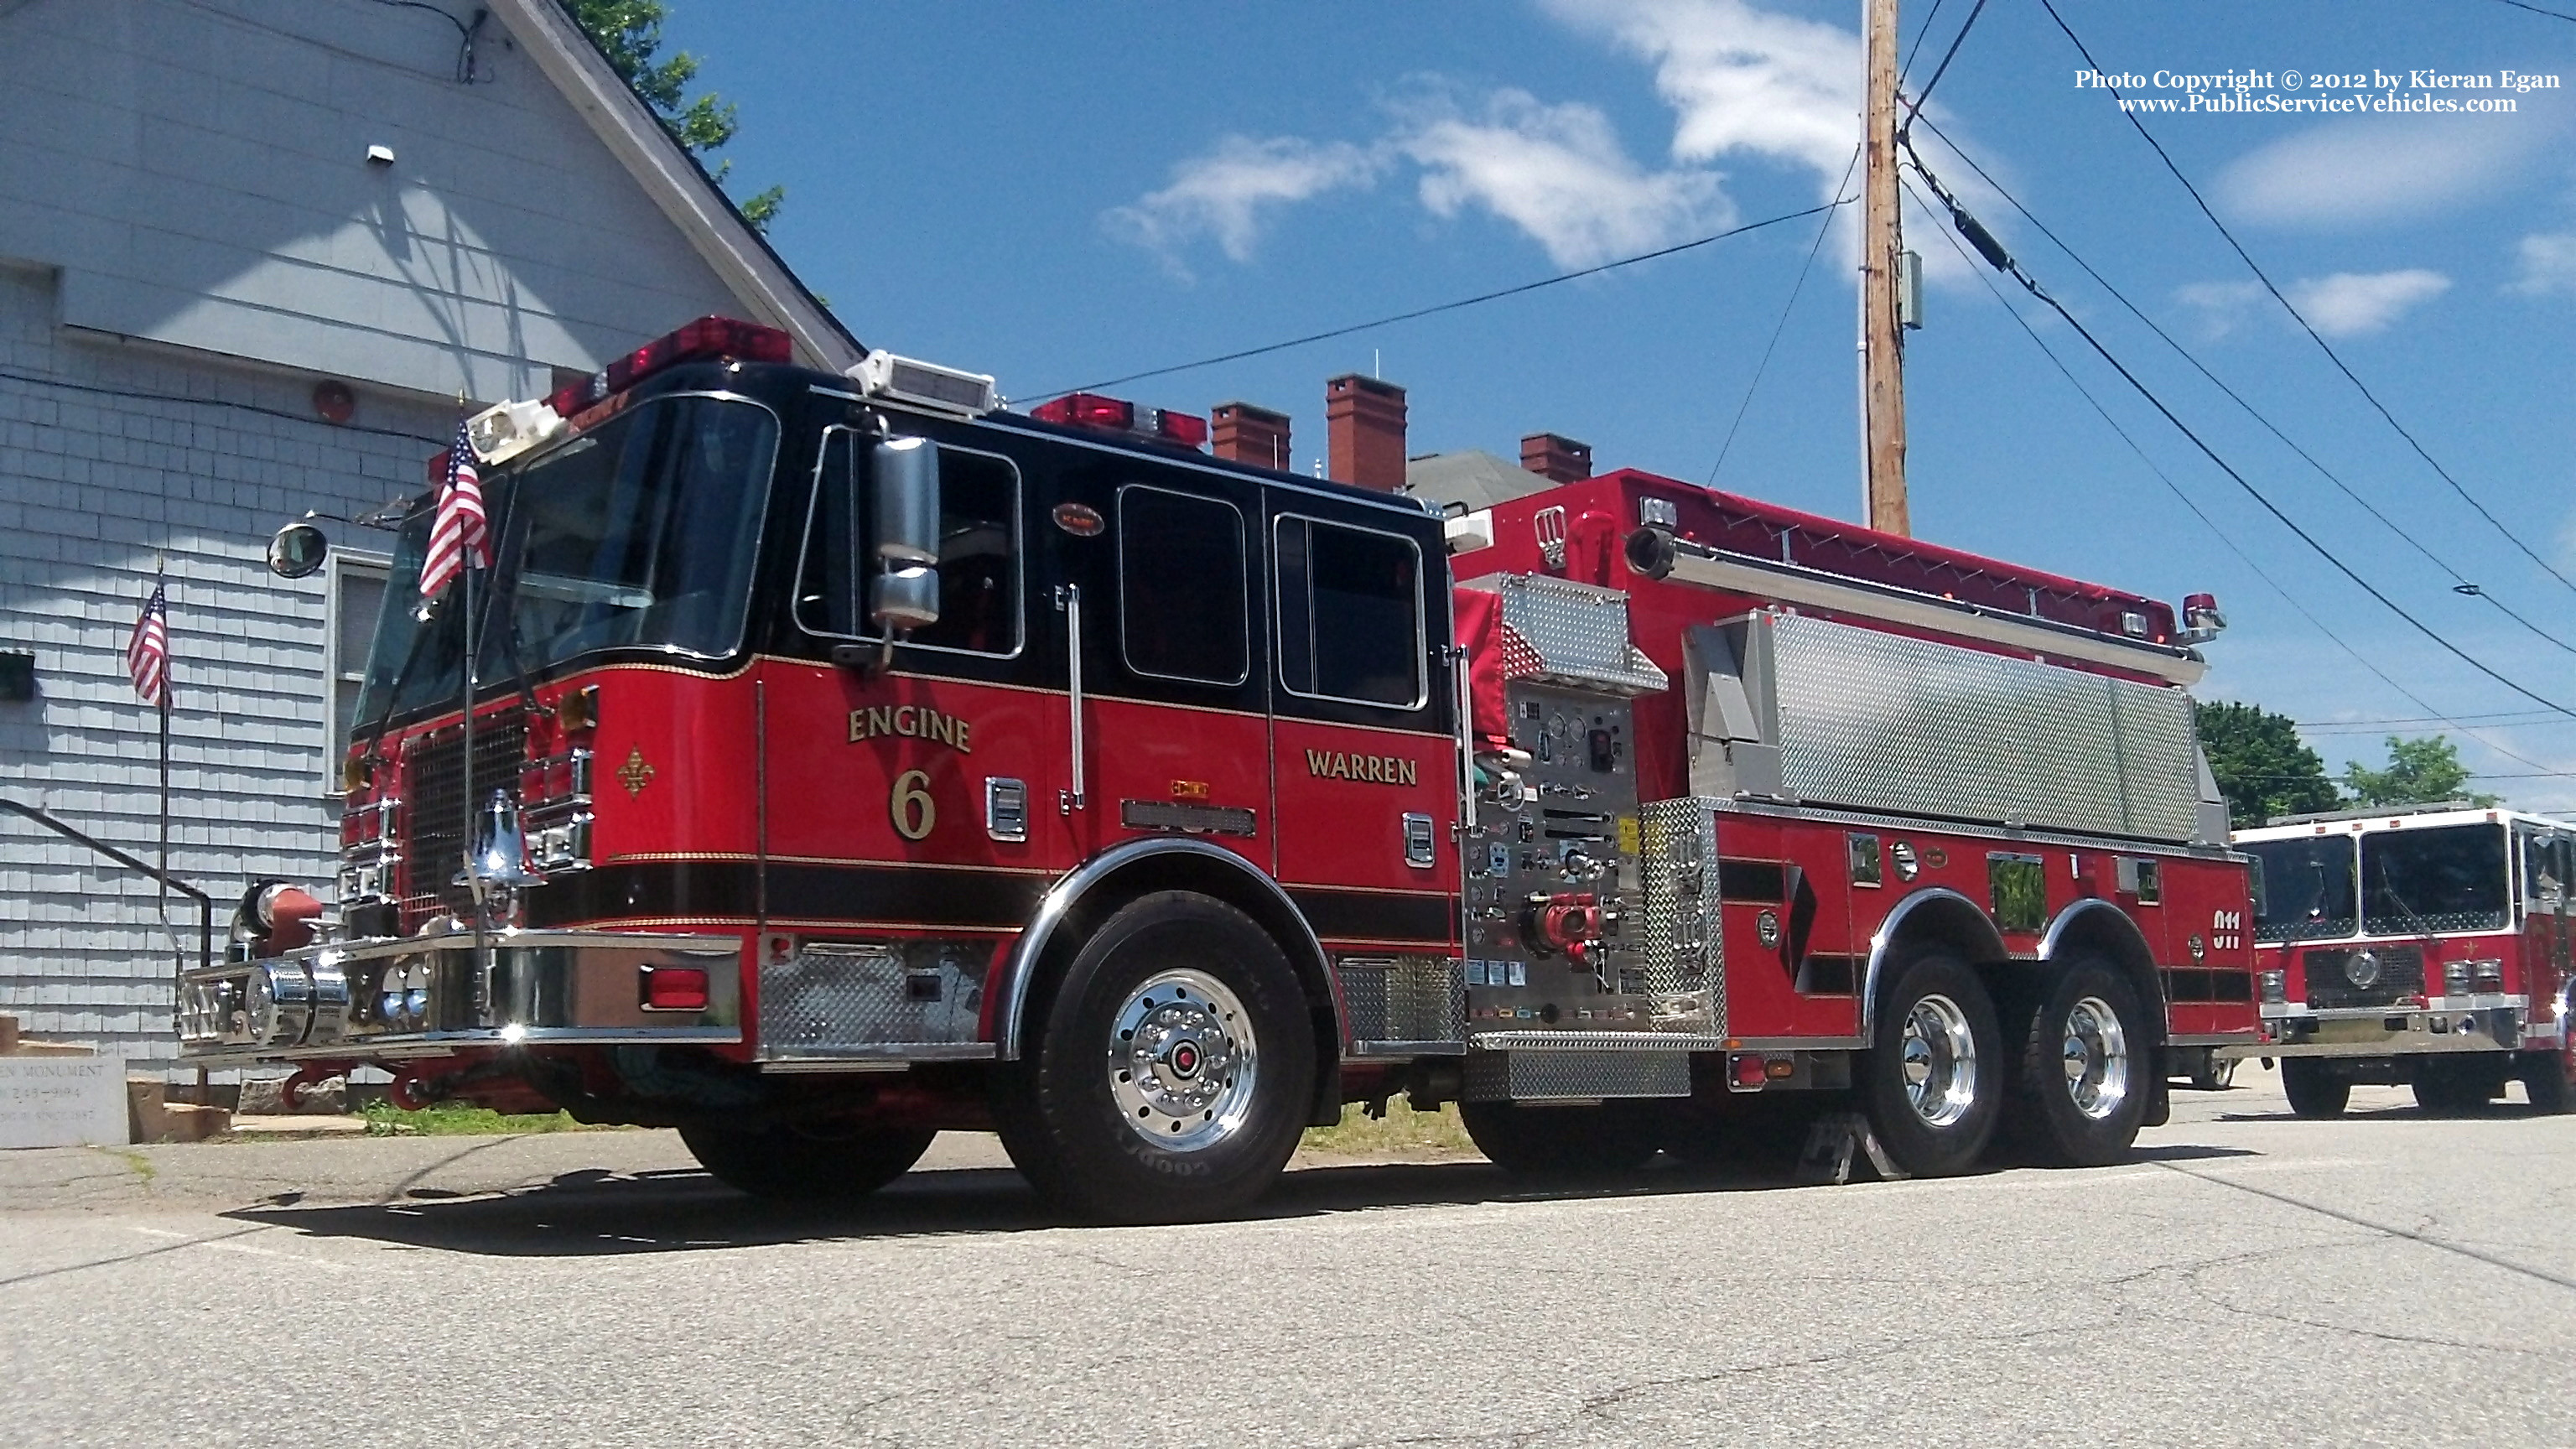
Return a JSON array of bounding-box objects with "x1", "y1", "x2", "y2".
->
[{"x1": 1862, "y1": 0, "x2": 1909, "y2": 536}]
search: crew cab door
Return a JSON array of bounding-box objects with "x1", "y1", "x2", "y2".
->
[{"x1": 1044, "y1": 456, "x2": 1271, "y2": 870}]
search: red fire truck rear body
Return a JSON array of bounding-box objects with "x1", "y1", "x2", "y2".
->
[
  {"x1": 2236, "y1": 806, "x2": 2576, "y2": 1114},
  {"x1": 187, "y1": 317, "x2": 2260, "y2": 1219}
]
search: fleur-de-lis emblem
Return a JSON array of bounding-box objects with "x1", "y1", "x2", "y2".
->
[{"x1": 616, "y1": 745, "x2": 656, "y2": 797}]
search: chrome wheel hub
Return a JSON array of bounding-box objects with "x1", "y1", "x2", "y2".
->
[
  {"x1": 1107, "y1": 969, "x2": 1258, "y2": 1152},
  {"x1": 2059, "y1": 995, "x2": 2131, "y2": 1121},
  {"x1": 1900, "y1": 993, "x2": 1978, "y2": 1129}
]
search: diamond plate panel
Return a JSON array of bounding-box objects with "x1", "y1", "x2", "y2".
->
[
  {"x1": 1637, "y1": 798, "x2": 1723, "y2": 1032},
  {"x1": 1761, "y1": 613, "x2": 2199, "y2": 841},
  {"x1": 1336, "y1": 954, "x2": 1467, "y2": 1045},
  {"x1": 759, "y1": 943, "x2": 985, "y2": 1058},
  {"x1": 1494, "y1": 574, "x2": 1669, "y2": 697},
  {"x1": 1464, "y1": 1048, "x2": 1691, "y2": 1100}
]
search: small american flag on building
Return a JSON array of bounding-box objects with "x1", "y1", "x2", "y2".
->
[
  {"x1": 418, "y1": 415, "x2": 488, "y2": 598},
  {"x1": 127, "y1": 579, "x2": 169, "y2": 709}
]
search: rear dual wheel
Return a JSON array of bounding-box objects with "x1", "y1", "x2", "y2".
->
[
  {"x1": 1862, "y1": 953, "x2": 2002, "y2": 1176},
  {"x1": 1460, "y1": 1098, "x2": 1661, "y2": 1178},
  {"x1": 993, "y1": 891, "x2": 1314, "y2": 1224},
  {"x1": 2010, "y1": 959, "x2": 2151, "y2": 1168}
]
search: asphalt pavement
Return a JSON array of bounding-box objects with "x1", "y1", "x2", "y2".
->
[{"x1": 3, "y1": 1064, "x2": 2572, "y2": 1447}]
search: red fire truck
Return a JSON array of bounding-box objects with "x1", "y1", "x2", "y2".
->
[
  {"x1": 197, "y1": 314, "x2": 2257, "y2": 1222},
  {"x1": 2234, "y1": 804, "x2": 2576, "y2": 1116}
]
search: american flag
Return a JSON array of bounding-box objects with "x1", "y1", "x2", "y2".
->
[
  {"x1": 418, "y1": 415, "x2": 488, "y2": 598},
  {"x1": 127, "y1": 579, "x2": 169, "y2": 709}
]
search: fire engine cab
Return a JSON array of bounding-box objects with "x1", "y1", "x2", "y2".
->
[
  {"x1": 2235, "y1": 804, "x2": 2576, "y2": 1115},
  {"x1": 199, "y1": 315, "x2": 2258, "y2": 1222}
]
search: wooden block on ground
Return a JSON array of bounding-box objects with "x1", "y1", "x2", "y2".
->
[{"x1": 0, "y1": 1015, "x2": 18, "y2": 1053}]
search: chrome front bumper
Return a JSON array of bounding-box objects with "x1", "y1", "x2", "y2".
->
[
  {"x1": 177, "y1": 929, "x2": 744, "y2": 1064},
  {"x1": 2220, "y1": 1001, "x2": 2532, "y2": 1061}
]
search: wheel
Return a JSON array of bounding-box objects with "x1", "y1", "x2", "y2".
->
[
  {"x1": 1860, "y1": 952, "x2": 2002, "y2": 1176},
  {"x1": 2412, "y1": 1058, "x2": 2503, "y2": 1115},
  {"x1": 2009, "y1": 958, "x2": 2151, "y2": 1167},
  {"x1": 2189, "y1": 1050, "x2": 2238, "y2": 1091},
  {"x1": 2521, "y1": 1049, "x2": 2574, "y2": 1114},
  {"x1": 991, "y1": 891, "x2": 1314, "y2": 1224},
  {"x1": 1460, "y1": 1098, "x2": 1661, "y2": 1177},
  {"x1": 2280, "y1": 1057, "x2": 2350, "y2": 1119},
  {"x1": 680, "y1": 1119, "x2": 936, "y2": 1201}
]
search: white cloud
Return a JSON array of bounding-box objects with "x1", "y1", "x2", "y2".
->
[
  {"x1": 2174, "y1": 279, "x2": 2265, "y2": 339},
  {"x1": 2511, "y1": 232, "x2": 2576, "y2": 296},
  {"x1": 2214, "y1": 114, "x2": 2562, "y2": 228},
  {"x1": 1103, "y1": 136, "x2": 1384, "y2": 270},
  {"x1": 1394, "y1": 89, "x2": 1727, "y2": 268},
  {"x1": 1543, "y1": 0, "x2": 1859, "y2": 187},
  {"x1": 2175, "y1": 270, "x2": 2449, "y2": 339},
  {"x1": 2288, "y1": 269, "x2": 2450, "y2": 335}
]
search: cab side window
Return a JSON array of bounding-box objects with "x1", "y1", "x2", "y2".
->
[
  {"x1": 1275, "y1": 515, "x2": 1424, "y2": 709},
  {"x1": 1118, "y1": 485, "x2": 1248, "y2": 685},
  {"x1": 796, "y1": 428, "x2": 1022, "y2": 656}
]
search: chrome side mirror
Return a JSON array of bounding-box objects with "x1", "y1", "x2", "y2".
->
[
  {"x1": 870, "y1": 437, "x2": 941, "y2": 632},
  {"x1": 267, "y1": 521, "x2": 330, "y2": 579}
]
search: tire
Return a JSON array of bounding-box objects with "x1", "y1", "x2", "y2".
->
[
  {"x1": 2412, "y1": 1058, "x2": 2503, "y2": 1116},
  {"x1": 2280, "y1": 1057, "x2": 2350, "y2": 1119},
  {"x1": 2521, "y1": 1049, "x2": 2575, "y2": 1114},
  {"x1": 1860, "y1": 952, "x2": 2003, "y2": 1176},
  {"x1": 992, "y1": 891, "x2": 1315, "y2": 1224},
  {"x1": 680, "y1": 1119, "x2": 936, "y2": 1201},
  {"x1": 2189, "y1": 1051, "x2": 2237, "y2": 1091},
  {"x1": 2009, "y1": 958, "x2": 2152, "y2": 1167},
  {"x1": 1460, "y1": 1098, "x2": 1661, "y2": 1178}
]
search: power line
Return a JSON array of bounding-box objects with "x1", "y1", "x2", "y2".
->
[
  {"x1": 2298, "y1": 709, "x2": 2566, "y2": 729},
  {"x1": 1898, "y1": 0, "x2": 1953, "y2": 80},
  {"x1": 1902, "y1": 0, "x2": 1989, "y2": 128},
  {"x1": 2487, "y1": 0, "x2": 2576, "y2": 23},
  {"x1": 1908, "y1": 157, "x2": 2576, "y2": 728},
  {"x1": 1030, "y1": 201, "x2": 1850, "y2": 401},
  {"x1": 1711, "y1": 148, "x2": 1861, "y2": 485},
  {"x1": 1904, "y1": 115, "x2": 2576, "y2": 660},
  {"x1": 2035, "y1": 0, "x2": 2576, "y2": 600},
  {"x1": 1902, "y1": 173, "x2": 2570, "y2": 780}
]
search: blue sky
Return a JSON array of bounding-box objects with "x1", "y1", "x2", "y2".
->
[{"x1": 680, "y1": 0, "x2": 2576, "y2": 808}]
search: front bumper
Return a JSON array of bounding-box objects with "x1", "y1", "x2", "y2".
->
[
  {"x1": 177, "y1": 928, "x2": 744, "y2": 1064},
  {"x1": 2219, "y1": 1000, "x2": 2537, "y2": 1061}
]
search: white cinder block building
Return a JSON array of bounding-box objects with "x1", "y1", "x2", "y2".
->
[{"x1": 0, "y1": 0, "x2": 855, "y2": 1071}]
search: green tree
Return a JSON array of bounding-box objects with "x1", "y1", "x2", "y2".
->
[
  {"x1": 562, "y1": 1, "x2": 783, "y2": 231},
  {"x1": 2342, "y1": 734, "x2": 2498, "y2": 808},
  {"x1": 2195, "y1": 700, "x2": 2340, "y2": 828}
]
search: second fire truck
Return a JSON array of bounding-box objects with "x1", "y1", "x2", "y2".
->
[
  {"x1": 2236, "y1": 803, "x2": 2576, "y2": 1115},
  {"x1": 194, "y1": 315, "x2": 2260, "y2": 1222}
]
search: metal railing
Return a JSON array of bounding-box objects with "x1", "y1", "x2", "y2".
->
[{"x1": 0, "y1": 797, "x2": 213, "y2": 977}]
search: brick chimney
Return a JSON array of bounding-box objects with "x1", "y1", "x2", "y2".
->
[
  {"x1": 1212, "y1": 402, "x2": 1291, "y2": 470},
  {"x1": 1326, "y1": 374, "x2": 1407, "y2": 491},
  {"x1": 1520, "y1": 432, "x2": 1592, "y2": 485}
]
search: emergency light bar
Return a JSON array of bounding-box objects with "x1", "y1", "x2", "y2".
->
[
  {"x1": 1031, "y1": 392, "x2": 1208, "y2": 450},
  {"x1": 850, "y1": 351, "x2": 999, "y2": 418},
  {"x1": 545, "y1": 315, "x2": 794, "y2": 420}
]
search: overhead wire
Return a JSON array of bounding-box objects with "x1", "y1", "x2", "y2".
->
[
  {"x1": 1903, "y1": 114, "x2": 2576, "y2": 660},
  {"x1": 1901, "y1": 0, "x2": 1990, "y2": 128},
  {"x1": 1900, "y1": 173, "x2": 2572, "y2": 779},
  {"x1": 2034, "y1": 0, "x2": 2576, "y2": 600},
  {"x1": 1030, "y1": 201, "x2": 1850, "y2": 401},
  {"x1": 2487, "y1": 0, "x2": 2576, "y2": 23},
  {"x1": 1710, "y1": 147, "x2": 1862, "y2": 485},
  {"x1": 1905, "y1": 153, "x2": 2576, "y2": 731}
]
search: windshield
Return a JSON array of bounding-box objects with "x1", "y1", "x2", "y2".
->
[
  {"x1": 2361, "y1": 823, "x2": 2509, "y2": 936},
  {"x1": 2246, "y1": 835, "x2": 2357, "y2": 943},
  {"x1": 355, "y1": 394, "x2": 777, "y2": 727}
]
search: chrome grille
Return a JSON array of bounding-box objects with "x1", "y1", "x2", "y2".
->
[
  {"x1": 2302, "y1": 945, "x2": 2425, "y2": 1010},
  {"x1": 399, "y1": 712, "x2": 528, "y2": 909}
]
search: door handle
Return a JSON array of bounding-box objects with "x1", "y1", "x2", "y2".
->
[{"x1": 1057, "y1": 583, "x2": 1086, "y2": 814}]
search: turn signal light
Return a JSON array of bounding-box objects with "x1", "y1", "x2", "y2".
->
[
  {"x1": 1730, "y1": 1053, "x2": 1767, "y2": 1089},
  {"x1": 640, "y1": 965, "x2": 710, "y2": 1013}
]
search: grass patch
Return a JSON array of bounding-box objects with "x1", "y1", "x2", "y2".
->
[
  {"x1": 358, "y1": 1101, "x2": 620, "y2": 1137},
  {"x1": 1300, "y1": 1098, "x2": 1481, "y2": 1160},
  {"x1": 91, "y1": 1145, "x2": 157, "y2": 1182}
]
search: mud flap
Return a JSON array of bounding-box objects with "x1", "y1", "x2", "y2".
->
[
  {"x1": 2142, "y1": 1046, "x2": 2171, "y2": 1128},
  {"x1": 1794, "y1": 1109, "x2": 1911, "y2": 1186}
]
